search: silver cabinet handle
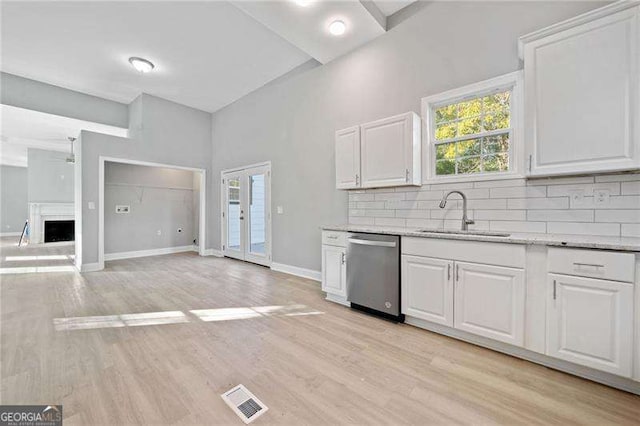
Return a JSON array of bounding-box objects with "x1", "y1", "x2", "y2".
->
[
  {"x1": 341, "y1": 252, "x2": 346, "y2": 265},
  {"x1": 405, "y1": 168, "x2": 409, "y2": 182},
  {"x1": 553, "y1": 279, "x2": 557, "y2": 300},
  {"x1": 573, "y1": 262, "x2": 605, "y2": 268},
  {"x1": 348, "y1": 238, "x2": 396, "y2": 247},
  {"x1": 456, "y1": 264, "x2": 460, "y2": 282},
  {"x1": 355, "y1": 174, "x2": 359, "y2": 185},
  {"x1": 326, "y1": 235, "x2": 338, "y2": 239},
  {"x1": 528, "y1": 154, "x2": 532, "y2": 172},
  {"x1": 447, "y1": 263, "x2": 451, "y2": 281}
]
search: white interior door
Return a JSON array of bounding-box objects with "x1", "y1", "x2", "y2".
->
[{"x1": 222, "y1": 164, "x2": 271, "y2": 266}]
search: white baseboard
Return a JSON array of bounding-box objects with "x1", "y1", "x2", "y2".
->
[
  {"x1": 404, "y1": 316, "x2": 640, "y2": 395},
  {"x1": 0, "y1": 232, "x2": 21, "y2": 237},
  {"x1": 80, "y1": 262, "x2": 102, "y2": 273},
  {"x1": 202, "y1": 248, "x2": 223, "y2": 257},
  {"x1": 325, "y1": 293, "x2": 350, "y2": 307},
  {"x1": 271, "y1": 262, "x2": 321, "y2": 282},
  {"x1": 104, "y1": 245, "x2": 196, "y2": 261}
]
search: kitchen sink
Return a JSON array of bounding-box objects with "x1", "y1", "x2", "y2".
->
[{"x1": 416, "y1": 229, "x2": 511, "y2": 237}]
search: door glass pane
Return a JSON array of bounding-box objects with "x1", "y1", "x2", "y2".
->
[
  {"x1": 249, "y1": 173, "x2": 266, "y2": 255},
  {"x1": 227, "y1": 178, "x2": 241, "y2": 251}
]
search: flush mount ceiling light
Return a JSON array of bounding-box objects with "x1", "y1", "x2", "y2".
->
[
  {"x1": 128, "y1": 57, "x2": 155, "y2": 73},
  {"x1": 328, "y1": 20, "x2": 346, "y2": 36},
  {"x1": 294, "y1": 0, "x2": 313, "y2": 6}
]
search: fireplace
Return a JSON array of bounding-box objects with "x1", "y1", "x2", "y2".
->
[{"x1": 44, "y1": 220, "x2": 75, "y2": 243}]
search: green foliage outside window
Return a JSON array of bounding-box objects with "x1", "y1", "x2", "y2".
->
[{"x1": 434, "y1": 91, "x2": 511, "y2": 176}]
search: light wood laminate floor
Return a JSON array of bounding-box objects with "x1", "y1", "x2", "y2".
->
[{"x1": 1, "y1": 238, "x2": 639, "y2": 425}]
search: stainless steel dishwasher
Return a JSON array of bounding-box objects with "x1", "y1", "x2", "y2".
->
[{"x1": 346, "y1": 233, "x2": 402, "y2": 322}]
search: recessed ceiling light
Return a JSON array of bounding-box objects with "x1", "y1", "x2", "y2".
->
[
  {"x1": 294, "y1": 0, "x2": 313, "y2": 6},
  {"x1": 128, "y1": 57, "x2": 155, "y2": 73},
  {"x1": 328, "y1": 20, "x2": 346, "y2": 36}
]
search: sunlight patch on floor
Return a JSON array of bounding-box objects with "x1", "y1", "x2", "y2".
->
[
  {"x1": 54, "y1": 305, "x2": 324, "y2": 331},
  {"x1": 4, "y1": 254, "x2": 75, "y2": 261},
  {"x1": 0, "y1": 265, "x2": 76, "y2": 274}
]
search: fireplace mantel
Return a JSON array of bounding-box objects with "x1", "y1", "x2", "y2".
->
[{"x1": 29, "y1": 203, "x2": 74, "y2": 244}]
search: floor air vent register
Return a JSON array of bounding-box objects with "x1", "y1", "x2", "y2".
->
[{"x1": 221, "y1": 384, "x2": 268, "y2": 424}]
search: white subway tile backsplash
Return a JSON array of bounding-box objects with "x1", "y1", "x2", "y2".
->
[
  {"x1": 474, "y1": 210, "x2": 527, "y2": 221},
  {"x1": 473, "y1": 178, "x2": 526, "y2": 188},
  {"x1": 527, "y1": 209, "x2": 594, "y2": 222},
  {"x1": 508, "y1": 197, "x2": 569, "y2": 210},
  {"x1": 490, "y1": 186, "x2": 546, "y2": 199},
  {"x1": 348, "y1": 173, "x2": 639, "y2": 238},
  {"x1": 374, "y1": 217, "x2": 406, "y2": 227},
  {"x1": 547, "y1": 182, "x2": 620, "y2": 197},
  {"x1": 621, "y1": 181, "x2": 640, "y2": 195},
  {"x1": 595, "y1": 210, "x2": 640, "y2": 223},
  {"x1": 490, "y1": 221, "x2": 546, "y2": 233},
  {"x1": 547, "y1": 222, "x2": 620, "y2": 237},
  {"x1": 374, "y1": 192, "x2": 406, "y2": 201},
  {"x1": 622, "y1": 224, "x2": 640, "y2": 237}
]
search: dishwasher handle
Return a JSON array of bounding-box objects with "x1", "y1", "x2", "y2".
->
[{"x1": 348, "y1": 238, "x2": 397, "y2": 248}]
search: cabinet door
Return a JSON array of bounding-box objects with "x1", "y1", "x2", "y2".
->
[
  {"x1": 321, "y1": 245, "x2": 346, "y2": 297},
  {"x1": 547, "y1": 274, "x2": 633, "y2": 377},
  {"x1": 360, "y1": 112, "x2": 421, "y2": 188},
  {"x1": 524, "y1": 7, "x2": 640, "y2": 176},
  {"x1": 335, "y1": 126, "x2": 361, "y2": 189},
  {"x1": 454, "y1": 262, "x2": 525, "y2": 346},
  {"x1": 401, "y1": 255, "x2": 453, "y2": 326}
]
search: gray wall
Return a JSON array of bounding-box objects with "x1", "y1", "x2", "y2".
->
[
  {"x1": 27, "y1": 148, "x2": 74, "y2": 203},
  {"x1": 0, "y1": 165, "x2": 28, "y2": 234},
  {"x1": 104, "y1": 162, "x2": 196, "y2": 254},
  {"x1": 0, "y1": 72, "x2": 128, "y2": 128},
  {"x1": 210, "y1": 1, "x2": 605, "y2": 271},
  {"x1": 78, "y1": 93, "x2": 213, "y2": 267}
]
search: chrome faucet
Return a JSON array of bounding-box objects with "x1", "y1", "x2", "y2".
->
[{"x1": 439, "y1": 190, "x2": 475, "y2": 231}]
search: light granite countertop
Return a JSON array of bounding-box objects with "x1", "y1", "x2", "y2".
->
[{"x1": 322, "y1": 224, "x2": 640, "y2": 252}]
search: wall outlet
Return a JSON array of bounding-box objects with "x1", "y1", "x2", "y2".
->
[
  {"x1": 115, "y1": 205, "x2": 130, "y2": 214},
  {"x1": 277, "y1": 206, "x2": 284, "y2": 214},
  {"x1": 88, "y1": 201, "x2": 96, "y2": 210},
  {"x1": 156, "y1": 230, "x2": 162, "y2": 236},
  {"x1": 568, "y1": 189, "x2": 584, "y2": 205},
  {"x1": 594, "y1": 189, "x2": 610, "y2": 205}
]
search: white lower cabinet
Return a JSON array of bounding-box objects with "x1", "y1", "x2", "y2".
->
[
  {"x1": 321, "y1": 244, "x2": 346, "y2": 298},
  {"x1": 454, "y1": 262, "x2": 525, "y2": 346},
  {"x1": 402, "y1": 255, "x2": 453, "y2": 326},
  {"x1": 547, "y1": 274, "x2": 634, "y2": 377}
]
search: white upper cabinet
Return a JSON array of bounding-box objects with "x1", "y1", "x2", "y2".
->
[
  {"x1": 335, "y1": 112, "x2": 421, "y2": 189},
  {"x1": 521, "y1": 4, "x2": 640, "y2": 176},
  {"x1": 335, "y1": 126, "x2": 361, "y2": 189}
]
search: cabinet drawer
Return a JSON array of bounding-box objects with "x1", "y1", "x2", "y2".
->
[
  {"x1": 548, "y1": 248, "x2": 635, "y2": 283},
  {"x1": 322, "y1": 231, "x2": 347, "y2": 247}
]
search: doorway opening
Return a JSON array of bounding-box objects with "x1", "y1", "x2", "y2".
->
[{"x1": 221, "y1": 162, "x2": 271, "y2": 267}]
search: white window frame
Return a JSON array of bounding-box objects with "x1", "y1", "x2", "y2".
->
[{"x1": 421, "y1": 71, "x2": 524, "y2": 184}]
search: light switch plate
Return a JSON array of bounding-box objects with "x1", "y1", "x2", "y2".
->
[
  {"x1": 115, "y1": 205, "x2": 130, "y2": 214},
  {"x1": 88, "y1": 201, "x2": 96, "y2": 210},
  {"x1": 277, "y1": 206, "x2": 284, "y2": 214}
]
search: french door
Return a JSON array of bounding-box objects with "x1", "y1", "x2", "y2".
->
[{"x1": 222, "y1": 163, "x2": 271, "y2": 266}]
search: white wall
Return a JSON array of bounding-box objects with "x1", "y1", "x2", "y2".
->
[
  {"x1": 78, "y1": 93, "x2": 213, "y2": 269},
  {"x1": 104, "y1": 162, "x2": 196, "y2": 254},
  {"x1": 0, "y1": 165, "x2": 28, "y2": 234},
  {"x1": 210, "y1": 1, "x2": 606, "y2": 271},
  {"x1": 27, "y1": 148, "x2": 74, "y2": 203}
]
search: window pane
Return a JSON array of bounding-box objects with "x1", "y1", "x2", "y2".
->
[
  {"x1": 483, "y1": 110, "x2": 510, "y2": 131},
  {"x1": 435, "y1": 104, "x2": 457, "y2": 124},
  {"x1": 436, "y1": 160, "x2": 456, "y2": 175},
  {"x1": 457, "y1": 156, "x2": 481, "y2": 174},
  {"x1": 458, "y1": 98, "x2": 482, "y2": 119},
  {"x1": 482, "y1": 133, "x2": 510, "y2": 154},
  {"x1": 436, "y1": 142, "x2": 456, "y2": 160},
  {"x1": 457, "y1": 116, "x2": 481, "y2": 136},
  {"x1": 249, "y1": 174, "x2": 266, "y2": 255},
  {"x1": 483, "y1": 153, "x2": 509, "y2": 172},
  {"x1": 483, "y1": 91, "x2": 511, "y2": 112},
  {"x1": 435, "y1": 122, "x2": 457, "y2": 140},
  {"x1": 456, "y1": 138, "x2": 481, "y2": 157}
]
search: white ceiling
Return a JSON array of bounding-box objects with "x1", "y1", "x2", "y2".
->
[
  {"x1": 231, "y1": 1, "x2": 386, "y2": 64},
  {"x1": 0, "y1": 105, "x2": 128, "y2": 167},
  {"x1": 373, "y1": 0, "x2": 417, "y2": 17},
  {"x1": 0, "y1": 1, "x2": 311, "y2": 113},
  {"x1": 0, "y1": 1, "x2": 416, "y2": 115}
]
